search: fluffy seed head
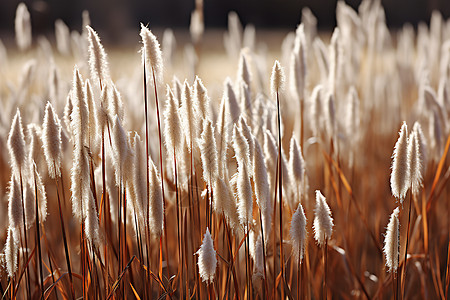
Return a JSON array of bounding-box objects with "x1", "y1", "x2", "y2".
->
[
  {"x1": 193, "y1": 76, "x2": 210, "y2": 119},
  {"x1": 8, "y1": 176, "x2": 23, "y2": 230},
  {"x1": 27, "y1": 124, "x2": 45, "y2": 173},
  {"x1": 112, "y1": 116, "x2": 128, "y2": 182},
  {"x1": 15, "y1": 3, "x2": 32, "y2": 51},
  {"x1": 413, "y1": 122, "x2": 427, "y2": 175},
  {"x1": 290, "y1": 203, "x2": 307, "y2": 264},
  {"x1": 70, "y1": 146, "x2": 90, "y2": 223},
  {"x1": 5, "y1": 227, "x2": 19, "y2": 278},
  {"x1": 253, "y1": 138, "x2": 272, "y2": 241},
  {"x1": 198, "y1": 119, "x2": 218, "y2": 184},
  {"x1": 181, "y1": 80, "x2": 195, "y2": 147},
  {"x1": 233, "y1": 125, "x2": 251, "y2": 172},
  {"x1": 85, "y1": 189, "x2": 101, "y2": 246},
  {"x1": 237, "y1": 164, "x2": 253, "y2": 227},
  {"x1": 289, "y1": 24, "x2": 307, "y2": 100},
  {"x1": 270, "y1": 60, "x2": 285, "y2": 99},
  {"x1": 289, "y1": 136, "x2": 305, "y2": 191},
  {"x1": 196, "y1": 228, "x2": 217, "y2": 284},
  {"x1": 164, "y1": 86, "x2": 183, "y2": 158},
  {"x1": 313, "y1": 190, "x2": 333, "y2": 246},
  {"x1": 390, "y1": 122, "x2": 410, "y2": 202},
  {"x1": 140, "y1": 24, "x2": 163, "y2": 83},
  {"x1": 384, "y1": 207, "x2": 400, "y2": 273},
  {"x1": 213, "y1": 178, "x2": 239, "y2": 230},
  {"x1": 408, "y1": 130, "x2": 423, "y2": 196},
  {"x1": 87, "y1": 26, "x2": 110, "y2": 86},
  {"x1": 149, "y1": 159, "x2": 164, "y2": 238},
  {"x1": 8, "y1": 109, "x2": 26, "y2": 177},
  {"x1": 42, "y1": 102, "x2": 62, "y2": 178},
  {"x1": 71, "y1": 66, "x2": 88, "y2": 148}
]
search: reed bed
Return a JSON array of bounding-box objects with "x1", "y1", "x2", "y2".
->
[{"x1": 0, "y1": 1, "x2": 449, "y2": 299}]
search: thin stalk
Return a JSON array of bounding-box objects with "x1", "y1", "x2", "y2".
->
[
  {"x1": 18, "y1": 172, "x2": 30, "y2": 300},
  {"x1": 258, "y1": 209, "x2": 268, "y2": 299},
  {"x1": 323, "y1": 239, "x2": 328, "y2": 300},
  {"x1": 401, "y1": 192, "x2": 413, "y2": 300},
  {"x1": 244, "y1": 224, "x2": 249, "y2": 300},
  {"x1": 53, "y1": 161, "x2": 75, "y2": 300},
  {"x1": 33, "y1": 170, "x2": 44, "y2": 299}
]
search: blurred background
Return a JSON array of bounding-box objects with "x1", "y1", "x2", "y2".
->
[{"x1": 0, "y1": 0, "x2": 449, "y2": 43}]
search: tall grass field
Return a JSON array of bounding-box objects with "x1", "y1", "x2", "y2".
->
[{"x1": 0, "y1": 1, "x2": 449, "y2": 299}]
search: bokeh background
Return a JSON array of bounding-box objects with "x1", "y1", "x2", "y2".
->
[{"x1": 0, "y1": 0, "x2": 450, "y2": 43}]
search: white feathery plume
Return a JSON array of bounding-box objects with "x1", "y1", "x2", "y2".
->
[
  {"x1": 290, "y1": 24, "x2": 307, "y2": 101},
  {"x1": 216, "y1": 95, "x2": 228, "y2": 177},
  {"x1": 96, "y1": 84, "x2": 109, "y2": 133},
  {"x1": 15, "y1": 3, "x2": 32, "y2": 51},
  {"x1": 237, "y1": 50, "x2": 252, "y2": 90},
  {"x1": 111, "y1": 115, "x2": 129, "y2": 186},
  {"x1": 107, "y1": 84, "x2": 124, "y2": 123},
  {"x1": 86, "y1": 26, "x2": 110, "y2": 86},
  {"x1": 85, "y1": 79, "x2": 98, "y2": 151},
  {"x1": 290, "y1": 203, "x2": 307, "y2": 264},
  {"x1": 8, "y1": 175, "x2": 23, "y2": 230},
  {"x1": 24, "y1": 181, "x2": 35, "y2": 228},
  {"x1": 264, "y1": 130, "x2": 278, "y2": 189},
  {"x1": 224, "y1": 77, "x2": 241, "y2": 125},
  {"x1": 70, "y1": 146, "x2": 90, "y2": 223},
  {"x1": 328, "y1": 28, "x2": 340, "y2": 95},
  {"x1": 164, "y1": 86, "x2": 183, "y2": 158},
  {"x1": 239, "y1": 117, "x2": 254, "y2": 169},
  {"x1": 237, "y1": 164, "x2": 253, "y2": 227},
  {"x1": 8, "y1": 109, "x2": 26, "y2": 178},
  {"x1": 240, "y1": 82, "x2": 252, "y2": 126},
  {"x1": 233, "y1": 125, "x2": 251, "y2": 173},
  {"x1": 390, "y1": 122, "x2": 410, "y2": 202},
  {"x1": 253, "y1": 137, "x2": 273, "y2": 241},
  {"x1": 310, "y1": 84, "x2": 325, "y2": 139},
  {"x1": 408, "y1": 128, "x2": 423, "y2": 196},
  {"x1": 162, "y1": 29, "x2": 176, "y2": 68},
  {"x1": 313, "y1": 190, "x2": 333, "y2": 246},
  {"x1": 55, "y1": 19, "x2": 71, "y2": 55},
  {"x1": 131, "y1": 134, "x2": 147, "y2": 225},
  {"x1": 140, "y1": 24, "x2": 164, "y2": 83},
  {"x1": 172, "y1": 76, "x2": 183, "y2": 104},
  {"x1": 71, "y1": 67, "x2": 89, "y2": 148},
  {"x1": 85, "y1": 188, "x2": 101, "y2": 246},
  {"x1": 4, "y1": 227, "x2": 19, "y2": 278},
  {"x1": 193, "y1": 76, "x2": 210, "y2": 119},
  {"x1": 42, "y1": 102, "x2": 62, "y2": 178},
  {"x1": 149, "y1": 159, "x2": 164, "y2": 238},
  {"x1": 413, "y1": 122, "x2": 427, "y2": 173},
  {"x1": 63, "y1": 93, "x2": 73, "y2": 134},
  {"x1": 190, "y1": 9, "x2": 204, "y2": 45},
  {"x1": 27, "y1": 124, "x2": 45, "y2": 175},
  {"x1": 289, "y1": 136, "x2": 305, "y2": 199},
  {"x1": 384, "y1": 207, "x2": 400, "y2": 273},
  {"x1": 196, "y1": 228, "x2": 217, "y2": 284},
  {"x1": 181, "y1": 80, "x2": 195, "y2": 147},
  {"x1": 270, "y1": 60, "x2": 285, "y2": 99},
  {"x1": 32, "y1": 164, "x2": 47, "y2": 222},
  {"x1": 213, "y1": 177, "x2": 239, "y2": 230},
  {"x1": 198, "y1": 118, "x2": 218, "y2": 184},
  {"x1": 249, "y1": 231, "x2": 264, "y2": 278}
]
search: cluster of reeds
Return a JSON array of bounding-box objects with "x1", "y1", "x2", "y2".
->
[{"x1": 0, "y1": 1, "x2": 449, "y2": 299}]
